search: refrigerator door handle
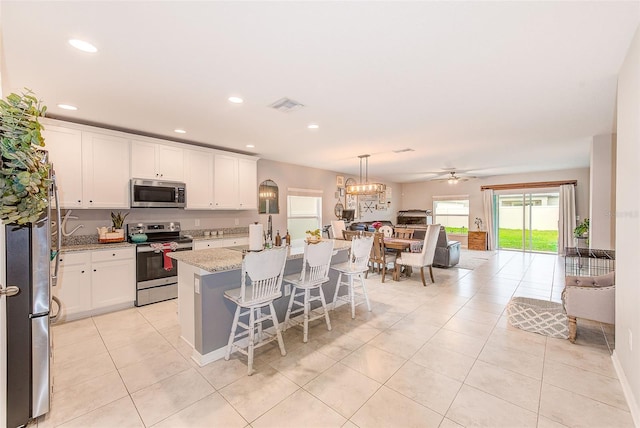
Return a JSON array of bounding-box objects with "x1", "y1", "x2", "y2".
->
[{"x1": 52, "y1": 171, "x2": 62, "y2": 286}]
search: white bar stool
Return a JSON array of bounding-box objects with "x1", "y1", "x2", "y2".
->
[
  {"x1": 224, "y1": 247, "x2": 288, "y2": 375},
  {"x1": 283, "y1": 240, "x2": 335, "y2": 342},
  {"x1": 332, "y1": 235, "x2": 374, "y2": 319}
]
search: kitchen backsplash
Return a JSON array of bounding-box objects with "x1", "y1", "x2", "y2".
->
[
  {"x1": 61, "y1": 226, "x2": 249, "y2": 246},
  {"x1": 58, "y1": 208, "x2": 260, "y2": 238}
]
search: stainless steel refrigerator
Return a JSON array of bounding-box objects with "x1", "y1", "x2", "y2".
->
[{"x1": 5, "y1": 164, "x2": 60, "y2": 428}]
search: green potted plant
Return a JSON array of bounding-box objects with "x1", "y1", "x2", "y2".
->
[
  {"x1": 0, "y1": 90, "x2": 49, "y2": 225},
  {"x1": 111, "y1": 211, "x2": 128, "y2": 233},
  {"x1": 574, "y1": 218, "x2": 589, "y2": 238}
]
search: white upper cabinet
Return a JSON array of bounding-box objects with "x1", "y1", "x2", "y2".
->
[
  {"x1": 184, "y1": 148, "x2": 214, "y2": 209},
  {"x1": 213, "y1": 154, "x2": 238, "y2": 209},
  {"x1": 213, "y1": 155, "x2": 257, "y2": 210},
  {"x1": 81, "y1": 132, "x2": 130, "y2": 208},
  {"x1": 43, "y1": 126, "x2": 130, "y2": 209},
  {"x1": 238, "y1": 158, "x2": 258, "y2": 210},
  {"x1": 131, "y1": 140, "x2": 184, "y2": 182},
  {"x1": 42, "y1": 126, "x2": 83, "y2": 208}
]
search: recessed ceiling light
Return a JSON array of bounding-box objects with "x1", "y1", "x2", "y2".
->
[
  {"x1": 307, "y1": 123, "x2": 319, "y2": 129},
  {"x1": 68, "y1": 39, "x2": 98, "y2": 53},
  {"x1": 228, "y1": 96, "x2": 244, "y2": 104},
  {"x1": 57, "y1": 104, "x2": 78, "y2": 111},
  {"x1": 246, "y1": 144, "x2": 255, "y2": 148},
  {"x1": 174, "y1": 129, "x2": 186, "y2": 134}
]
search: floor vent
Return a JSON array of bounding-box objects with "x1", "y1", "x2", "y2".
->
[{"x1": 269, "y1": 97, "x2": 305, "y2": 113}]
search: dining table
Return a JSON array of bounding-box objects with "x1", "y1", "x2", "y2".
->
[{"x1": 383, "y1": 237, "x2": 422, "y2": 281}]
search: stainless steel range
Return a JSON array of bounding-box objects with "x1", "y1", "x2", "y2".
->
[{"x1": 126, "y1": 221, "x2": 193, "y2": 306}]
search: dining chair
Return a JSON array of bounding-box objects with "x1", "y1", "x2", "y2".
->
[
  {"x1": 342, "y1": 230, "x2": 361, "y2": 241},
  {"x1": 379, "y1": 225, "x2": 393, "y2": 237},
  {"x1": 332, "y1": 235, "x2": 374, "y2": 318},
  {"x1": 395, "y1": 224, "x2": 440, "y2": 286},
  {"x1": 224, "y1": 246, "x2": 288, "y2": 375},
  {"x1": 394, "y1": 228, "x2": 415, "y2": 239},
  {"x1": 330, "y1": 220, "x2": 346, "y2": 240},
  {"x1": 283, "y1": 240, "x2": 335, "y2": 342},
  {"x1": 366, "y1": 232, "x2": 396, "y2": 282}
]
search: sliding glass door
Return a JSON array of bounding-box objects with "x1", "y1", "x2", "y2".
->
[{"x1": 497, "y1": 192, "x2": 559, "y2": 253}]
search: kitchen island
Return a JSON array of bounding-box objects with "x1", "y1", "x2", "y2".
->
[{"x1": 168, "y1": 239, "x2": 351, "y2": 365}]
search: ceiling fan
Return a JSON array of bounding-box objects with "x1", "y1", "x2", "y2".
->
[{"x1": 427, "y1": 169, "x2": 477, "y2": 183}]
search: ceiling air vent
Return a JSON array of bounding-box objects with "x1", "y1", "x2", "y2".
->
[
  {"x1": 269, "y1": 97, "x2": 305, "y2": 113},
  {"x1": 393, "y1": 148, "x2": 415, "y2": 153}
]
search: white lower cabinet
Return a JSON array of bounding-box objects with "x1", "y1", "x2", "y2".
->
[
  {"x1": 53, "y1": 252, "x2": 91, "y2": 320},
  {"x1": 53, "y1": 247, "x2": 135, "y2": 321},
  {"x1": 193, "y1": 236, "x2": 249, "y2": 250},
  {"x1": 193, "y1": 239, "x2": 225, "y2": 250}
]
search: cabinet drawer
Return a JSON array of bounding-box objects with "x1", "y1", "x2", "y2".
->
[
  {"x1": 224, "y1": 237, "x2": 249, "y2": 247},
  {"x1": 194, "y1": 239, "x2": 224, "y2": 250},
  {"x1": 91, "y1": 247, "x2": 135, "y2": 263},
  {"x1": 58, "y1": 251, "x2": 91, "y2": 266}
]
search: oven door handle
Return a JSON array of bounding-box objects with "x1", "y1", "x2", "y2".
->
[{"x1": 137, "y1": 243, "x2": 193, "y2": 253}]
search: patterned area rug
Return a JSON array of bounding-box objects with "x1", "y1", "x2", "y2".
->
[{"x1": 454, "y1": 249, "x2": 495, "y2": 270}]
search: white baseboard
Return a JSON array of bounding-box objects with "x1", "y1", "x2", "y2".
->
[
  {"x1": 191, "y1": 346, "x2": 227, "y2": 367},
  {"x1": 612, "y1": 350, "x2": 640, "y2": 427}
]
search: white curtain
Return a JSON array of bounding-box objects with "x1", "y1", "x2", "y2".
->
[
  {"x1": 558, "y1": 184, "x2": 576, "y2": 255},
  {"x1": 482, "y1": 189, "x2": 496, "y2": 250}
]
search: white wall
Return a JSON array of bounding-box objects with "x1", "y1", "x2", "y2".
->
[
  {"x1": 614, "y1": 24, "x2": 640, "y2": 425},
  {"x1": 590, "y1": 134, "x2": 616, "y2": 250},
  {"x1": 400, "y1": 167, "x2": 590, "y2": 234},
  {"x1": 257, "y1": 159, "x2": 401, "y2": 235}
]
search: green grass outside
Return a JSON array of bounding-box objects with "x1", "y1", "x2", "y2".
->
[
  {"x1": 498, "y1": 228, "x2": 558, "y2": 253},
  {"x1": 444, "y1": 227, "x2": 468, "y2": 234},
  {"x1": 445, "y1": 226, "x2": 558, "y2": 253}
]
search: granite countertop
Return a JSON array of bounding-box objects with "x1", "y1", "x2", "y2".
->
[
  {"x1": 168, "y1": 239, "x2": 351, "y2": 273},
  {"x1": 187, "y1": 233, "x2": 248, "y2": 241},
  {"x1": 60, "y1": 242, "x2": 135, "y2": 253}
]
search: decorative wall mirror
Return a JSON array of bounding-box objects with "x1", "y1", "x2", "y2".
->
[{"x1": 258, "y1": 179, "x2": 279, "y2": 214}]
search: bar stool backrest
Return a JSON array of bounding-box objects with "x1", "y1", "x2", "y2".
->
[
  {"x1": 241, "y1": 247, "x2": 288, "y2": 304},
  {"x1": 299, "y1": 240, "x2": 335, "y2": 285},
  {"x1": 350, "y1": 235, "x2": 374, "y2": 271}
]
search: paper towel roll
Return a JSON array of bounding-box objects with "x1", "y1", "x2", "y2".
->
[{"x1": 249, "y1": 223, "x2": 264, "y2": 251}]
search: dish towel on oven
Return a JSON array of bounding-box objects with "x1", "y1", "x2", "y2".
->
[{"x1": 150, "y1": 242, "x2": 179, "y2": 271}]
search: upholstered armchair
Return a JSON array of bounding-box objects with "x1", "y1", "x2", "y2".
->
[
  {"x1": 433, "y1": 226, "x2": 461, "y2": 268},
  {"x1": 395, "y1": 224, "x2": 440, "y2": 286},
  {"x1": 562, "y1": 272, "x2": 615, "y2": 343}
]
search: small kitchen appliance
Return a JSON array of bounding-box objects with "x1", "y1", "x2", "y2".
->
[{"x1": 130, "y1": 178, "x2": 186, "y2": 208}]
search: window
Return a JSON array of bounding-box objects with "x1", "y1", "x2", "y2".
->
[
  {"x1": 287, "y1": 194, "x2": 322, "y2": 242},
  {"x1": 433, "y1": 197, "x2": 469, "y2": 234}
]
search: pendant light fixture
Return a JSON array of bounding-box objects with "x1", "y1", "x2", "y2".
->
[{"x1": 346, "y1": 154, "x2": 386, "y2": 195}]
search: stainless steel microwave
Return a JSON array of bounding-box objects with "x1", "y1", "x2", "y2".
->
[{"x1": 130, "y1": 179, "x2": 186, "y2": 208}]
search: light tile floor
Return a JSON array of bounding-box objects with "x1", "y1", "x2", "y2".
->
[{"x1": 36, "y1": 251, "x2": 633, "y2": 427}]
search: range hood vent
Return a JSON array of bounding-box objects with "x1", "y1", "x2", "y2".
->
[{"x1": 269, "y1": 97, "x2": 305, "y2": 113}]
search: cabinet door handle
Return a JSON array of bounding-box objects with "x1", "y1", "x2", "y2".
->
[
  {"x1": 93, "y1": 269, "x2": 97, "y2": 272},
  {"x1": 112, "y1": 253, "x2": 116, "y2": 256},
  {"x1": 81, "y1": 270, "x2": 85, "y2": 273},
  {"x1": 77, "y1": 200, "x2": 81, "y2": 203}
]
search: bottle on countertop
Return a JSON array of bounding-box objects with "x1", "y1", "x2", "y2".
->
[
  {"x1": 285, "y1": 230, "x2": 291, "y2": 246},
  {"x1": 275, "y1": 230, "x2": 282, "y2": 247}
]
